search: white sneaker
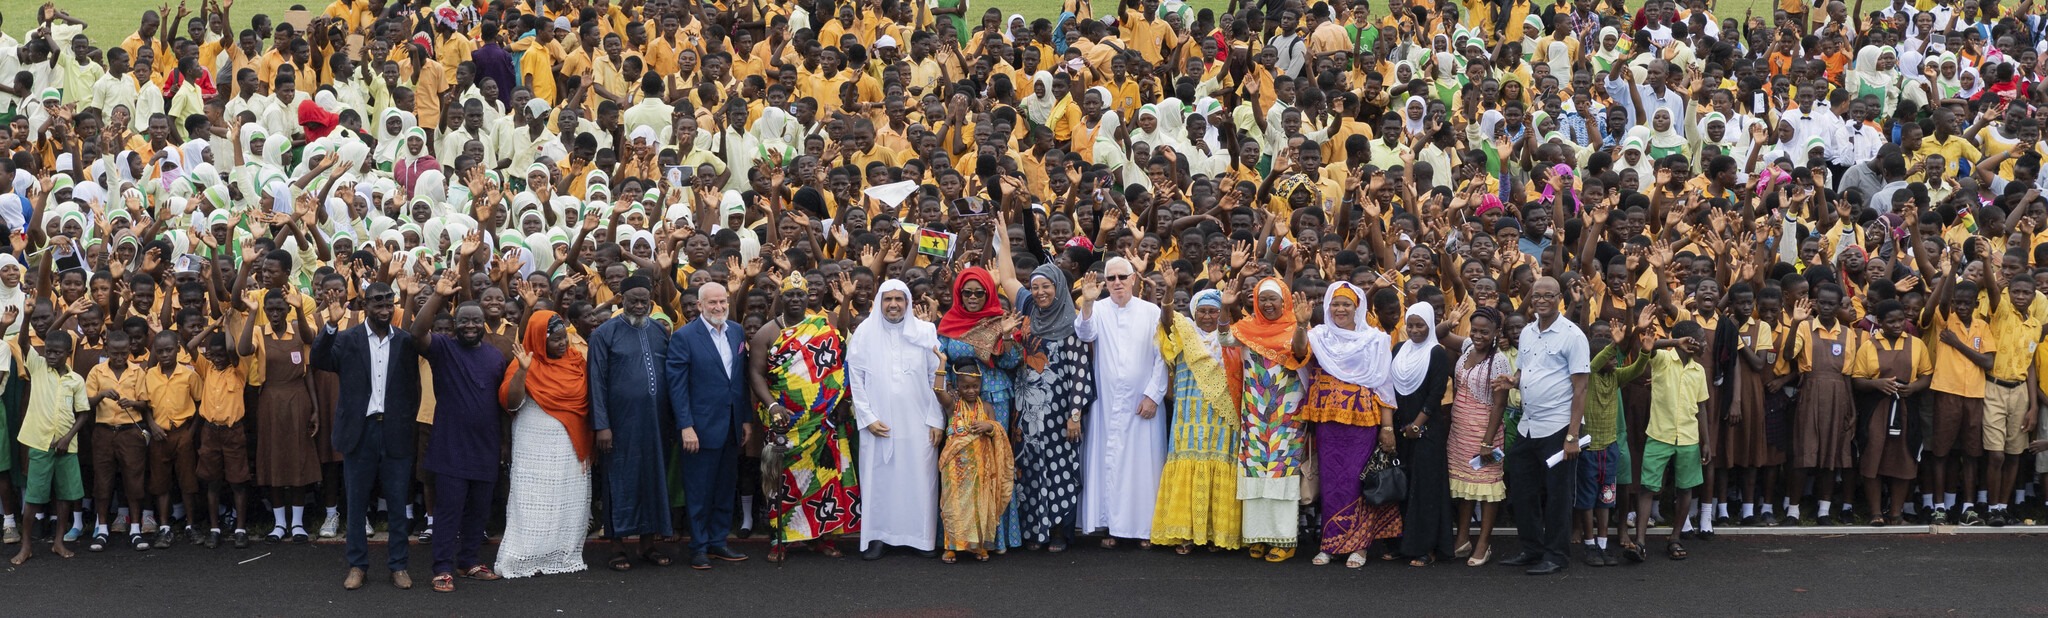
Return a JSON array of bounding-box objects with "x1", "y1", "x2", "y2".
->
[
  {"x1": 141, "y1": 514, "x2": 158, "y2": 533},
  {"x1": 319, "y1": 517, "x2": 340, "y2": 539}
]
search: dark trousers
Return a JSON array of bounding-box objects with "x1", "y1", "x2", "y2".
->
[
  {"x1": 1507, "y1": 427, "x2": 1576, "y2": 565},
  {"x1": 681, "y1": 445, "x2": 738, "y2": 555},
  {"x1": 432, "y1": 473, "x2": 498, "y2": 575},
  {"x1": 343, "y1": 422, "x2": 414, "y2": 571}
]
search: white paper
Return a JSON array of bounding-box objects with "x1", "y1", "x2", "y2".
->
[
  {"x1": 1546, "y1": 435, "x2": 1594, "y2": 468},
  {"x1": 862, "y1": 181, "x2": 921, "y2": 208}
]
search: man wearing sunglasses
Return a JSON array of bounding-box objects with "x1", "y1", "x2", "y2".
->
[{"x1": 1074, "y1": 257, "x2": 1170, "y2": 549}]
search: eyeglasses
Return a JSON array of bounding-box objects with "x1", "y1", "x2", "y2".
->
[
  {"x1": 959, "y1": 289, "x2": 987, "y2": 297},
  {"x1": 1106, "y1": 274, "x2": 1132, "y2": 281}
]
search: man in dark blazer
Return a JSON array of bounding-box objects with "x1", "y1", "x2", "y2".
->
[
  {"x1": 665, "y1": 282, "x2": 753, "y2": 570},
  {"x1": 313, "y1": 283, "x2": 424, "y2": 591}
]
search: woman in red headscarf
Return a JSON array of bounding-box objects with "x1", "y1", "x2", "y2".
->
[
  {"x1": 494, "y1": 310, "x2": 595, "y2": 578},
  {"x1": 935, "y1": 266, "x2": 1028, "y2": 550}
]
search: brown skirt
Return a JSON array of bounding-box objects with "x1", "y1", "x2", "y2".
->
[
  {"x1": 1861, "y1": 394, "x2": 1918, "y2": 480},
  {"x1": 1793, "y1": 372, "x2": 1857, "y2": 469},
  {"x1": 1622, "y1": 377, "x2": 1652, "y2": 487},
  {"x1": 1723, "y1": 367, "x2": 1785, "y2": 467},
  {"x1": 312, "y1": 371, "x2": 343, "y2": 464},
  {"x1": 254, "y1": 380, "x2": 323, "y2": 487}
]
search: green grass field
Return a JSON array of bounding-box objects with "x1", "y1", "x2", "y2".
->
[{"x1": 19, "y1": 0, "x2": 1784, "y2": 47}]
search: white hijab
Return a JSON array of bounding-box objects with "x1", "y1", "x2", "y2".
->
[
  {"x1": 1390, "y1": 301, "x2": 1440, "y2": 396},
  {"x1": 1307, "y1": 282, "x2": 1394, "y2": 402}
]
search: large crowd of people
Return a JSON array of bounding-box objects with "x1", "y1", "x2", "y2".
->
[{"x1": 0, "y1": 0, "x2": 2046, "y2": 593}]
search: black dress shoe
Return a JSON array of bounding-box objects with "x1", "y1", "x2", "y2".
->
[
  {"x1": 1526, "y1": 560, "x2": 1568, "y2": 575},
  {"x1": 690, "y1": 553, "x2": 713, "y2": 570},
  {"x1": 916, "y1": 549, "x2": 940, "y2": 559},
  {"x1": 707, "y1": 546, "x2": 749, "y2": 561},
  {"x1": 1498, "y1": 551, "x2": 1544, "y2": 567},
  {"x1": 861, "y1": 542, "x2": 886, "y2": 561}
]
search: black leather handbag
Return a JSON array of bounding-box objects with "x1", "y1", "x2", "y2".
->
[{"x1": 1359, "y1": 449, "x2": 1408, "y2": 505}]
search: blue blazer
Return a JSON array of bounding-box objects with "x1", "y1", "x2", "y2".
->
[
  {"x1": 665, "y1": 318, "x2": 750, "y2": 448},
  {"x1": 313, "y1": 323, "x2": 423, "y2": 458}
]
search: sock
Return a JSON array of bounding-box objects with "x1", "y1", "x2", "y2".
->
[
  {"x1": 1944, "y1": 493, "x2": 1958, "y2": 509},
  {"x1": 1923, "y1": 494, "x2": 1936, "y2": 508},
  {"x1": 404, "y1": 503, "x2": 414, "y2": 519},
  {"x1": 1596, "y1": 537, "x2": 1609, "y2": 550},
  {"x1": 72, "y1": 512, "x2": 83, "y2": 529},
  {"x1": 291, "y1": 506, "x2": 305, "y2": 528},
  {"x1": 1681, "y1": 516, "x2": 1695, "y2": 532},
  {"x1": 1993, "y1": 503, "x2": 2009, "y2": 512},
  {"x1": 1742, "y1": 503, "x2": 1756, "y2": 518},
  {"x1": 1818, "y1": 501, "x2": 1832, "y2": 517},
  {"x1": 740, "y1": 496, "x2": 756, "y2": 529},
  {"x1": 95, "y1": 523, "x2": 108, "y2": 535},
  {"x1": 1653, "y1": 502, "x2": 1665, "y2": 520},
  {"x1": 1785, "y1": 504, "x2": 1800, "y2": 520},
  {"x1": 1962, "y1": 502, "x2": 1976, "y2": 514},
  {"x1": 210, "y1": 526, "x2": 221, "y2": 533},
  {"x1": 1699, "y1": 504, "x2": 1715, "y2": 532},
  {"x1": 2, "y1": 515, "x2": 14, "y2": 527},
  {"x1": 1977, "y1": 490, "x2": 1988, "y2": 504},
  {"x1": 1904, "y1": 502, "x2": 1919, "y2": 515},
  {"x1": 1762, "y1": 504, "x2": 1776, "y2": 515},
  {"x1": 271, "y1": 507, "x2": 287, "y2": 531},
  {"x1": 127, "y1": 523, "x2": 140, "y2": 535},
  {"x1": 1781, "y1": 497, "x2": 1792, "y2": 511},
  {"x1": 326, "y1": 506, "x2": 340, "y2": 521},
  {"x1": 2017, "y1": 490, "x2": 2028, "y2": 505},
  {"x1": 1583, "y1": 539, "x2": 1597, "y2": 547},
  {"x1": 1717, "y1": 502, "x2": 1730, "y2": 518},
  {"x1": 117, "y1": 507, "x2": 130, "y2": 520}
]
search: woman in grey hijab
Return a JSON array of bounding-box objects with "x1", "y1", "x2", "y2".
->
[{"x1": 1010, "y1": 263, "x2": 1096, "y2": 552}]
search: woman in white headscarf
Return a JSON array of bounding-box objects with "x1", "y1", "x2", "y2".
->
[
  {"x1": 1591, "y1": 27, "x2": 1624, "y2": 73},
  {"x1": 1391, "y1": 301, "x2": 1454, "y2": 566},
  {"x1": 0, "y1": 253, "x2": 25, "y2": 337},
  {"x1": 1299, "y1": 281, "x2": 1401, "y2": 569},
  {"x1": 1021, "y1": 72, "x2": 1058, "y2": 128},
  {"x1": 1401, "y1": 96, "x2": 1428, "y2": 143},
  {"x1": 846, "y1": 279, "x2": 947, "y2": 558},
  {"x1": 1629, "y1": 107, "x2": 1689, "y2": 160},
  {"x1": 374, "y1": 108, "x2": 419, "y2": 170},
  {"x1": 1847, "y1": 46, "x2": 1904, "y2": 117},
  {"x1": 394, "y1": 127, "x2": 440, "y2": 198}
]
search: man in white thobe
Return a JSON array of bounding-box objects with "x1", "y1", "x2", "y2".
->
[
  {"x1": 1076, "y1": 257, "x2": 1169, "y2": 545},
  {"x1": 847, "y1": 280, "x2": 945, "y2": 559}
]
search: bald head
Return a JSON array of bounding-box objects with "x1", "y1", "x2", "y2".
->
[{"x1": 1531, "y1": 276, "x2": 1563, "y2": 321}]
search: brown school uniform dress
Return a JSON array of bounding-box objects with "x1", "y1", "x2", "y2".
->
[
  {"x1": 1860, "y1": 333, "x2": 1926, "y2": 480},
  {"x1": 311, "y1": 309, "x2": 362, "y2": 465},
  {"x1": 1726, "y1": 319, "x2": 1785, "y2": 467},
  {"x1": 1698, "y1": 318, "x2": 1723, "y2": 464},
  {"x1": 255, "y1": 329, "x2": 322, "y2": 487},
  {"x1": 1793, "y1": 319, "x2": 1859, "y2": 470}
]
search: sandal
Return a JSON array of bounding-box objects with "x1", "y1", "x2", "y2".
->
[
  {"x1": 1408, "y1": 554, "x2": 1436, "y2": 568},
  {"x1": 291, "y1": 526, "x2": 310, "y2": 543},
  {"x1": 641, "y1": 548, "x2": 674, "y2": 567},
  {"x1": 265, "y1": 526, "x2": 286, "y2": 544},
  {"x1": 1311, "y1": 552, "x2": 1332, "y2": 566},
  {"x1": 1666, "y1": 541, "x2": 1688, "y2": 561},
  {"x1": 1465, "y1": 547, "x2": 1493, "y2": 567},
  {"x1": 1263, "y1": 547, "x2": 1295, "y2": 562},
  {"x1": 1024, "y1": 542, "x2": 1043, "y2": 552},
  {"x1": 89, "y1": 533, "x2": 108, "y2": 553},
  {"x1": 1047, "y1": 539, "x2": 1068, "y2": 554},
  {"x1": 1622, "y1": 543, "x2": 1646, "y2": 564},
  {"x1": 133, "y1": 535, "x2": 152, "y2": 552},
  {"x1": 607, "y1": 553, "x2": 634, "y2": 572},
  {"x1": 1246, "y1": 543, "x2": 1266, "y2": 559},
  {"x1": 766, "y1": 545, "x2": 788, "y2": 564},
  {"x1": 1100, "y1": 537, "x2": 1118, "y2": 550},
  {"x1": 941, "y1": 550, "x2": 958, "y2": 564},
  {"x1": 815, "y1": 542, "x2": 843, "y2": 558},
  {"x1": 974, "y1": 549, "x2": 990, "y2": 562},
  {"x1": 1346, "y1": 552, "x2": 1369, "y2": 569},
  {"x1": 1453, "y1": 541, "x2": 1473, "y2": 559},
  {"x1": 1175, "y1": 543, "x2": 1192, "y2": 556},
  {"x1": 1137, "y1": 540, "x2": 1152, "y2": 550},
  {"x1": 431, "y1": 573, "x2": 454, "y2": 593},
  {"x1": 461, "y1": 565, "x2": 502, "y2": 581}
]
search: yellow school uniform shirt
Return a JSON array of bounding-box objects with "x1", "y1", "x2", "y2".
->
[
  {"x1": 1795, "y1": 318, "x2": 1862, "y2": 374},
  {"x1": 1930, "y1": 307, "x2": 1995, "y2": 398},
  {"x1": 519, "y1": 40, "x2": 561, "y2": 104},
  {"x1": 18, "y1": 351, "x2": 91, "y2": 451},
  {"x1": 1648, "y1": 349, "x2": 1708, "y2": 445},
  {"x1": 85, "y1": 362, "x2": 148, "y2": 425},
  {"x1": 1989, "y1": 295, "x2": 2041, "y2": 383},
  {"x1": 194, "y1": 359, "x2": 251, "y2": 426},
  {"x1": 1851, "y1": 331, "x2": 1934, "y2": 380},
  {"x1": 141, "y1": 363, "x2": 203, "y2": 430}
]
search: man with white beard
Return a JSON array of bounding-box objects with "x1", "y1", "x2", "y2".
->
[
  {"x1": 1076, "y1": 257, "x2": 1169, "y2": 548},
  {"x1": 666, "y1": 283, "x2": 753, "y2": 570},
  {"x1": 846, "y1": 280, "x2": 945, "y2": 560}
]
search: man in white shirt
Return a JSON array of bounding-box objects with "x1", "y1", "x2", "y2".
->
[
  {"x1": 311, "y1": 283, "x2": 425, "y2": 591},
  {"x1": 1500, "y1": 277, "x2": 1589, "y2": 576}
]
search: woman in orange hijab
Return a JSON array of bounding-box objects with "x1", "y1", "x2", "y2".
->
[
  {"x1": 1229, "y1": 276, "x2": 1313, "y2": 563},
  {"x1": 494, "y1": 310, "x2": 596, "y2": 578}
]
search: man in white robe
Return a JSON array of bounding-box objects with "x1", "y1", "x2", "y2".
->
[
  {"x1": 847, "y1": 280, "x2": 945, "y2": 559},
  {"x1": 1076, "y1": 257, "x2": 1169, "y2": 545}
]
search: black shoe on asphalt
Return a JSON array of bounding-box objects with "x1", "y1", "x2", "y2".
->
[
  {"x1": 1526, "y1": 561, "x2": 1567, "y2": 576},
  {"x1": 1602, "y1": 549, "x2": 1620, "y2": 566},
  {"x1": 205, "y1": 530, "x2": 220, "y2": 549},
  {"x1": 1740, "y1": 515, "x2": 1759, "y2": 526},
  {"x1": 689, "y1": 553, "x2": 713, "y2": 570},
  {"x1": 153, "y1": 528, "x2": 174, "y2": 549},
  {"x1": 708, "y1": 546, "x2": 748, "y2": 562},
  {"x1": 1498, "y1": 551, "x2": 1544, "y2": 567},
  {"x1": 1582, "y1": 547, "x2": 1605, "y2": 567},
  {"x1": 916, "y1": 549, "x2": 940, "y2": 559},
  {"x1": 1762, "y1": 512, "x2": 1781, "y2": 527},
  {"x1": 862, "y1": 542, "x2": 886, "y2": 561},
  {"x1": 234, "y1": 530, "x2": 251, "y2": 549},
  {"x1": 1989, "y1": 511, "x2": 2009, "y2": 527}
]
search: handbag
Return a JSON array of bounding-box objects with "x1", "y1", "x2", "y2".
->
[{"x1": 1358, "y1": 449, "x2": 1408, "y2": 506}]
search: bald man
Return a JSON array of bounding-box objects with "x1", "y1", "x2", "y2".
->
[
  {"x1": 1500, "y1": 277, "x2": 1591, "y2": 575},
  {"x1": 1076, "y1": 257, "x2": 1170, "y2": 547},
  {"x1": 666, "y1": 282, "x2": 753, "y2": 569}
]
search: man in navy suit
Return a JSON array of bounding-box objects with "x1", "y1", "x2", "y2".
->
[
  {"x1": 313, "y1": 283, "x2": 424, "y2": 591},
  {"x1": 666, "y1": 282, "x2": 753, "y2": 569}
]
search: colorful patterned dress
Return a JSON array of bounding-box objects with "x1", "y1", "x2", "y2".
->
[
  {"x1": 1299, "y1": 368, "x2": 1405, "y2": 554},
  {"x1": 1152, "y1": 317, "x2": 1242, "y2": 549},
  {"x1": 1238, "y1": 350, "x2": 1306, "y2": 548},
  {"x1": 939, "y1": 336, "x2": 1024, "y2": 549},
  {"x1": 763, "y1": 314, "x2": 858, "y2": 543},
  {"x1": 1013, "y1": 333, "x2": 1094, "y2": 544},
  {"x1": 940, "y1": 399, "x2": 1016, "y2": 552}
]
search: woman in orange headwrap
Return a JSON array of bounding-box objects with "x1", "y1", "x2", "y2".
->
[
  {"x1": 1229, "y1": 276, "x2": 1312, "y2": 563},
  {"x1": 493, "y1": 310, "x2": 595, "y2": 578}
]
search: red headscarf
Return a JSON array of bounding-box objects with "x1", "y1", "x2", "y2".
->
[
  {"x1": 499, "y1": 310, "x2": 594, "y2": 462},
  {"x1": 937, "y1": 266, "x2": 1006, "y2": 340},
  {"x1": 1230, "y1": 276, "x2": 1306, "y2": 369},
  {"x1": 298, "y1": 99, "x2": 339, "y2": 141}
]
